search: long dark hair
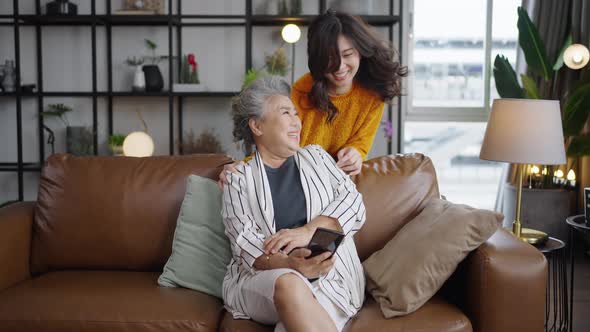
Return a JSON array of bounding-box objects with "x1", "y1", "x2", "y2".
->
[{"x1": 307, "y1": 10, "x2": 408, "y2": 122}]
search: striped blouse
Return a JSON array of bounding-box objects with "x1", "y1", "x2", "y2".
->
[{"x1": 221, "y1": 144, "x2": 366, "y2": 319}]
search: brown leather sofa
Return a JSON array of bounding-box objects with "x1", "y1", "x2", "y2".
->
[{"x1": 0, "y1": 153, "x2": 546, "y2": 332}]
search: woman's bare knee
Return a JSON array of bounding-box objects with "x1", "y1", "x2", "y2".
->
[{"x1": 273, "y1": 273, "x2": 312, "y2": 308}]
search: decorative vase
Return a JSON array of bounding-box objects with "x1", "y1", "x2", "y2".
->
[
  {"x1": 1, "y1": 60, "x2": 16, "y2": 92},
  {"x1": 132, "y1": 65, "x2": 146, "y2": 92},
  {"x1": 66, "y1": 126, "x2": 94, "y2": 156},
  {"x1": 143, "y1": 65, "x2": 163, "y2": 92},
  {"x1": 110, "y1": 145, "x2": 124, "y2": 156},
  {"x1": 46, "y1": 0, "x2": 78, "y2": 15}
]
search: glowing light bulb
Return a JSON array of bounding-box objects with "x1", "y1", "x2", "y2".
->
[
  {"x1": 541, "y1": 167, "x2": 547, "y2": 175},
  {"x1": 567, "y1": 169, "x2": 576, "y2": 181},
  {"x1": 281, "y1": 24, "x2": 301, "y2": 44},
  {"x1": 555, "y1": 170, "x2": 564, "y2": 178},
  {"x1": 531, "y1": 165, "x2": 540, "y2": 174},
  {"x1": 564, "y1": 44, "x2": 590, "y2": 69}
]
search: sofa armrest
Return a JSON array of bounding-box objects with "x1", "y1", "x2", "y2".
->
[
  {"x1": 0, "y1": 202, "x2": 35, "y2": 291},
  {"x1": 459, "y1": 228, "x2": 547, "y2": 332}
]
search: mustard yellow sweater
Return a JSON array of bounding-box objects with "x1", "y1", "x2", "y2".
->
[{"x1": 291, "y1": 73, "x2": 385, "y2": 160}]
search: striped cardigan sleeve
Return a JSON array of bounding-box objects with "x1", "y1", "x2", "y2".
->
[
  {"x1": 314, "y1": 145, "x2": 366, "y2": 237},
  {"x1": 221, "y1": 170, "x2": 265, "y2": 269}
]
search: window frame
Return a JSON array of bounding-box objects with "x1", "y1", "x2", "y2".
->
[{"x1": 403, "y1": 0, "x2": 496, "y2": 127}]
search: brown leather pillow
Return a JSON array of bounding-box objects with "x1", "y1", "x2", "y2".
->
[{"x1": 363, "y1": 198, "x2": 502, "y2": 318}]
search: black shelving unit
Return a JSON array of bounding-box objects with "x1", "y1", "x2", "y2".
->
[{"x1": 1, "y1": 0, "x2": 401, "y2": 201}]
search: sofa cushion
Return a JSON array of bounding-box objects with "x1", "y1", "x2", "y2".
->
[
  {"x1": 32, "y1": 154, "x2": 232, "y2": 274},
  {"x1": 353, "y1": 154, "x2": 440, "y2": 261},
  {"x1": 363, "y1": 198, "x2": 502, "y2": 318},
  {"x1": 218, "y1": 296, "x2": 471, "y2": 332},
  {"x1": 158, "y1": 175, "x2": 231, "y2": 299},
  {"x1": 0, "y1": 271, "x2": 224, "y2": 332}
]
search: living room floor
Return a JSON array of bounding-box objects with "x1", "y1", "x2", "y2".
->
[{"x1": 573, "y1": 246, "x2": 590, "y2": 331}]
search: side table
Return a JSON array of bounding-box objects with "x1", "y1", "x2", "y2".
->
[
  {"x1": 534, "y1": 237, "x2": 569, "y2": 332},
  {"x1": 566, "y1": 215, "x2": 590, "y2": 332}
]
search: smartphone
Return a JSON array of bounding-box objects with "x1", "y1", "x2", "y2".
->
[{"x1": 307, "y1": 227, "x2": 345, "y2": 258}]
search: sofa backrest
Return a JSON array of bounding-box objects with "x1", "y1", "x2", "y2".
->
[
  {"x1": 31, "y1": 153, "x2": 232, "y2": 275},
  {"x1": 31, "y1": 152, "x2": 438, "y2": 274},
  {"x1": 353, "y1": 153, "x2": 440, "y2": 261}
]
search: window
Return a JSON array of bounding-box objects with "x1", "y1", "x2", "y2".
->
[
  {"x1": 404, "y1": 122, "x2": 503, "y2": 209},
  {"x1": 411, "y1": 0, "x2": 487, "y2": 109},
  {"x1": 404, "y1": 0, "x2": 520, "y2": 208}
]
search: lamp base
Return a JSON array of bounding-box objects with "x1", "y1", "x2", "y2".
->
[{"x1": 513, "y1": 227, "x2": 549, "y2": 245}]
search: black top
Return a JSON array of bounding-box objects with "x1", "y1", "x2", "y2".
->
[{"x1": 264, "y1": 156, "x2": 307, "y2": 231}]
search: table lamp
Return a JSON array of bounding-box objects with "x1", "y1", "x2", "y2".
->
[{"x1": 480, "y1": 99, "x2": 566, "y2": 244}]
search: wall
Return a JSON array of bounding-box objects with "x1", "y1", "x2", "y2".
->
[{"x1": 0, "y1": 0, "x2": 397, "y2": 202}]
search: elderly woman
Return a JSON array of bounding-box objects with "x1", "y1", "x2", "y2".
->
[{"x1": 222, "y1": 76, "x2": 366, "y2": 332}]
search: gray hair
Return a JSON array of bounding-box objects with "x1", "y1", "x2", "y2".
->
[{"x1": 232, "y1": 75, "x2": 291, "y2": 147}]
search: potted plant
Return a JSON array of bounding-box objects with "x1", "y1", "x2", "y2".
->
[
  {"x1": 108, "y1": 134, "x2": 126, "y2": 156},
  {"x1": 142, "y1": 39, "x2": 166, "y2": 92},
  {"x1": 125, "y1": 56, "x2": 145, "y2": 92},
  {"x1": 40, "y1": 103, "x2": 94, "y2": 156},
  {"x1": 493, "y1": 6, "x2": 589, "y2": 240},
  {"x1": 241, "y1": 46, "x2": 291, "y2": 89}
]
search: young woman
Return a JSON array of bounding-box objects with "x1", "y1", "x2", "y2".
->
[{"x1": 292, "y1": 9, "x2": 407, "y2": 175}]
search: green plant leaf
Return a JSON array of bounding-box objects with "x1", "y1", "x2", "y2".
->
[
  {"x1": 108, "y1": 134, "x2": 126, "y2": 146},
  {"x1": 517, "y1": 6, "x2": 552, "y2": 81},
  {"x1": 145, "y1": 39, "x2": 157, "y2": 50},
  {"x1": 563, "y1": 83, "x2": 590, "y2": 136},
  {"x1": 567, "y1": 134, "x2": 590, "y2": 157},
  {"x1": 553, "y1": 34, "x2": 572, "y2": 71},
  {"x1": 493, "y1": 55, "x2": 524, "y2": 98},
  {"x1": 521, "y1": 74, "x2": 540, "y2": 98},
  {"x1": 242, "y1": 68, "x2": 265, "y2": 89}
]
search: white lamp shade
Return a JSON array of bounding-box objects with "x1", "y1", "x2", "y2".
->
[
  {"x1": 480, "y1": 99, "x2": 566, "y2": 165},
  {"x1": 281, "y1": 24, "x2": 301, "y2": 43},
  {"x1": 123, "y1": 131, "x2": 154, "y2": 157},
  {"x1": 563, "y1": 44, "x2": 589, "y2": 70}
]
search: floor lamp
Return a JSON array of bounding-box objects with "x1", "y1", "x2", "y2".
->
[{"x1": 281, "y1": 24, "x2": 301, "y2": 83}]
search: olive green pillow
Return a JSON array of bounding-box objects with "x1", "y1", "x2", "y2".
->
[
  {"x1": 363, "y1": 198, "x2": 502, "y2": 318},
  {"x1": 158, "y1": 175, "x2": 231, "y2": 298}
]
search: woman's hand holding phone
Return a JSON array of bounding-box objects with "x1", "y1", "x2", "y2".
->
[{"x1": 287, "y1": 249, "x2": 335, "y2": 279}]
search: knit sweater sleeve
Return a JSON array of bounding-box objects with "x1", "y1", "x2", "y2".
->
[{"x1": 343, "y1": 101, "x2": 385, "y2": 160}]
